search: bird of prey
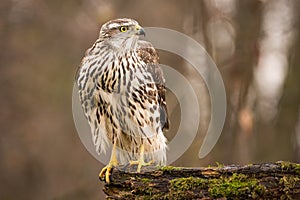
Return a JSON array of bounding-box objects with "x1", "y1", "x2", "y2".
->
[{"x1": 76, "y1": 18, "x2": 169, "y2": 183}]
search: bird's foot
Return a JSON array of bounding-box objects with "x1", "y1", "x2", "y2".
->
[
  {"x1": 129, "y1": 159, "x2": 154, "y2": 172},
  {"x1": 99, "y1": 160, "x2": 118, "y2": 183}
]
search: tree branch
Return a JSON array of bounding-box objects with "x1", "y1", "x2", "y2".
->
[{"x1": 102, "y1": 161, "x2": 300, "y2": 199}]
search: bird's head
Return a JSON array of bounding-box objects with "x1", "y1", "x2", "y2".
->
[{"x1": 99, "y1": 18, "x2": 145, "y2": 41}]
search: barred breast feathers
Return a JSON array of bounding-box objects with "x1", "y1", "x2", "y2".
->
[{"x1": 76, "y1": 35, "x2": 168, "y2": 163}]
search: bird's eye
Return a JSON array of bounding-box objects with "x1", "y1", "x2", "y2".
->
[{"x1": 119, "y1": 26, "x2": 128, "y2": 32}]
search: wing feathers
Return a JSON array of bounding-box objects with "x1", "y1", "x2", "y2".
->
[{"x1": 137, "y1": 41, "x2": 169, "y2": 131}]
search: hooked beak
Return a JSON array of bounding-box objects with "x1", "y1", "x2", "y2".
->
[{"x1": 135, "y1": 25, "x2": 146, "y2": 37}]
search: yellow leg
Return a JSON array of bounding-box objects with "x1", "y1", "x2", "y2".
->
[
  {"x1": 129, "y1": 144, "x2": 153, "y2": 172},
  {"x1": 99, "y1": 141, "x2": 118, "y2": 183}
]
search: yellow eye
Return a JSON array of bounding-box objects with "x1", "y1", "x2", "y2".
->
[{"x1": 120, "y1": 26, "x2": 128, "y2": 32}]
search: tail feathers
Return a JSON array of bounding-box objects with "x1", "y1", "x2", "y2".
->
[{"x1": 93, "y1": 127, "x2": 109, "y2": 155}]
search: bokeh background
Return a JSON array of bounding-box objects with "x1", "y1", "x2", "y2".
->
[{"x1": 1, "y1": 0, "x2": 300, "y2": 199}]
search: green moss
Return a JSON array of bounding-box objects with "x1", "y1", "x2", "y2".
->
[
  {"x1": 132, "y1": 177, "x2": 154, "y2": 198},
  {"x1": 216, "y1": 162, "x2": 224, "y2": 168},
  {"x1": 135, "y1": 189, "x2": 166, "y2": 200},
  {"x1": 134, "y1": 178, "x2": 167, "y2": 199},
  {"x1": 159, "y1": 166, "x2": 182, "y2": 171},
  {"x1": 280, "y1": 175, "x2": 300, "y2": 199},
  {"x1": 208, "y1": 174, "x2": 266, "y2": 199},
  {"x1": 169, "y1": 177, "x2": 208, "y2": 198},
  {"x1": 170, "y1": 177, "x2": 208, "y2": 190},
  {"x1": 166, "y1": 173, "x2": 267, "y2": 199},
  {"x1": 140, "y1": 178, "x2": 151, "y2": 184},
  {"x1": 297, "y1": 167, "x2": 300, "y2": 174},
  {"x1": 136, "y1": 184, "x2": 153, "y2": 196},
  {"x1": 277, "y1": 161, "x2": 300, "y2": 174},
  {"x1": 147, "y1": 193, "x2": 167, "y2": 200}
]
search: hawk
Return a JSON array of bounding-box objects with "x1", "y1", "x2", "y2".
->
[{"x1": 76, "y1": 18, "x2": 169, "y2": 183}]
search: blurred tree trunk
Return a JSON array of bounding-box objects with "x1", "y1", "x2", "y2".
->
[
  {"x1": 254, "y1": 0, "x2": 299, "y2": 162},
  {"x1": 230, "y1": 0, "x2": 262, "y2": 164},
  {"x1": 203, "y1": 0, "x2": 262, "y2": 164},
  {"x1": 276, "y1": 1, "x2": 300, "y2": 162}
]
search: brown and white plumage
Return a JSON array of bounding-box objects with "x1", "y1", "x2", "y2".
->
[{"x1": 76, "y1": 18, "x2": 168, "y2": 181}]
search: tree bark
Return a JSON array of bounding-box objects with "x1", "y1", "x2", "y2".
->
[{"x1": 102, "y1": 162, "x2": 300, "y2": 199}]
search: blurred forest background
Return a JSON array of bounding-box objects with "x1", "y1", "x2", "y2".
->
[{"x1": 1, "y1": 0, "x2": 300, "y2": 199}]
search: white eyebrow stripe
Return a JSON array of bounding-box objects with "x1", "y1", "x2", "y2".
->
[
  {"x1": 107, "y1": 22, "x2": 133, "y2": 29},
  {"x1": 107, "y1": 23, "x2": 119, "y2": 29}
]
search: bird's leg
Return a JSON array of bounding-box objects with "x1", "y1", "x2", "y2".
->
[
  {"x1": 99, "y1": 140, "x2": 118, "y2": 183},
  {"x1": 129, "y1": 144, "x2": 153, "y2": 172}
]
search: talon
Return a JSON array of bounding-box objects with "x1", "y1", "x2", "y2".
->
[
  {"x1": 99, "y1": 140, "x2": 118, "y2": 184},
  {"x1": 130, "y1": 159, "x2": 154, "y2": 172},
  {"x1": 129, "y1": 144, "x2": 153, "y2": 172},
  {"x1": 99, "y1": 165, "x2": 114, "y2": 183}
]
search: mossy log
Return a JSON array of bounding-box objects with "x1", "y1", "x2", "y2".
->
[{"x1": 102, "y1": 161, "x2": 300, "y2": 199}]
